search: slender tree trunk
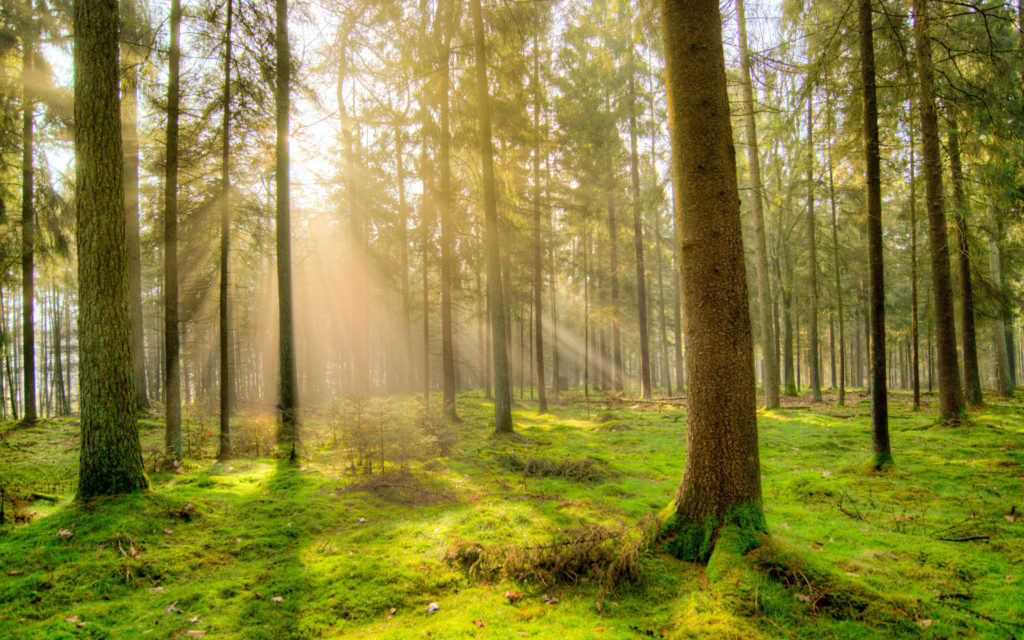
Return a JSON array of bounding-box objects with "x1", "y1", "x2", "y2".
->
[
  {"x1": 628, "y1": 46, "x2": 651, "y2": 399},
  {"x1": 805, "y1": 92, "x2": 821, "y2": 402},
  {"x1": 438, "y1": 20, "x2": 458, "y2": 419},
  {"x1": 21, "y1": 4, "x2": 36, "y2": 425},
  {"x1": 908, "y1": 97, "x2": 921, "y2": 410},
  {"x1": 163, "y1": 0, "x2": 182, "y2": 459},
  {"x1": 989, "y1": 224, "x2": 1013, "y2": 396},
  {"x1": 915, "y1": 0, "x2": 964, "y2": 421},
  {"x1": 860, "y1": 0, "x2": 891, "y2": 465},
  {"x1": 1, "y1": 288, "x2": 16, "y2": 420},
  {"x1": 736, "y1": 0, "x2": 779, "y2": 409},
  {"x1": 218, "y1": 0, "x2": 233, "y2": 459},
  {"x1": 276, "y1": 0, "x2": 299, "y2": 454},
  {"x1": 661, "y1": 0, "x2": 764, "y2": 559},
  {"x1": 548, "y1": 155, "x2": 560, "y2": 402},
  {"x1": 470, "y1": 0, "x2": 512, "y2": 434},
  {"x1": 673, "y1": 228, "x2": 684, "y2": 393},
  {"x1": 121, "y1": 17, "x2": 148, "y2": 412},
  {"x1": 74, "y1": 0, "x2": 147, "y2": 497},
  {"x1": 396, "y1": 120, "x2": 412, "y2": 394},
  {"x1": 531, "y1": 34, "x2": 547, "y2": 413},
  {"x1": 607, "y1": 191, "x2": 623, "y2": 393},
  {"x1": 947, "y1": 119, "x2": 982, "y2": 406}
]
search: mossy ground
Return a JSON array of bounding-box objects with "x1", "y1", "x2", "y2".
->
[{"x1": 1, "y1": 389, "x2": 1023, "y2": 638}]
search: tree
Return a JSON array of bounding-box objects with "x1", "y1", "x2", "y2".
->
[
  {"x1": 163, "y1": 0, "x2": 182, "y2": 460},
  {"x1": 437, "y1": 4, "x2": 457, "y2": 420},
  {"x1": 859, "y1": 0, "x2": 890, "y2": 467},
  {"x1": 218, "y1": 0, "x2": 233, "y2": 459},
  {"x1": 74, "y1": 0, "x2": 147, "y2": 498},
  {"x1": 660, "y1": 0, "x2": 764, "y2": 560},
  {"x1": 531, "y1": 30, "x2": 548, "y2": 413},
  {"x1": 947, "y1": 117, "x2": 982, "y2": 406},
  {"x1": 736, "y1": 0, "x2": 779, "y2": 409},
  {"x1": 914, "y1": 0, "x2": 963, "y2": 422},
  {"x1": 627, "y1": 32, "x2": 651, "y2": 400},
  {"x1": 805, "y1": 91, "x2": 821, "y2": 402},
  {"x1": 470, "y1": 0, "x2": 512, "y2": 434},
  {"x1": 276, "y1": 0, "x2": 299, "y2": 455},
  {"x1": 21, "y1": 0, "x2": 36, "y2": 425}
]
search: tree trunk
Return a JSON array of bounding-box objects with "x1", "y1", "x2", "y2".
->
[
  {"x1": 947, "y1": 119, "x2": 982, "y2": 406},
  {"x1": 989, "y1": 225, "x2": 1013, "y2": 396},
  {"x1": 914, "y1": 0, "x2": 964, "y2": 422},
  {"x1": 470, "y1": 0, "x2": 512, "y2": 434},
  {"x1": 74, "y1": 0, "x2": 147, "y2": 497},
  {"x1": 805, "y1": 92, "x2": 821, "y2": 402},
  {"x1": 218, "y1": 0, "x2": 233, "y2": 459},
  {"x1": 163, "y1": 0, "x2": 182, "y2": 459},
  {"x1": 21, "y1": 3, "x2": 36, "y2": 425},
  {"x1": 859, "y1": 0, "x2": 891, "y2": 466},
  {"x1": 908, "y1": 97, "x2": 921, "y2": 410},
  {"x1": 530, "y1": 34, "x2": 547, "y2": 413},
  {"x1": 438, "y1": 17, "x2": 458, "y2": 420},
  {"x1": 607, "y1": 191, "x2": 623, "y2": 393},
  {"x1": 276, "y1": 0, "x2": 299, "y2": 454},
  {"x1": 628, "y1": 45, "x2": 651, "y2": 399},
  {"x1": 661, "y1": 0, "x2": 764, "y2": 560},
  {"x1": 736, "y1": 0, "x2": 779, "y2": 409},
  {"x1": 121, "y1": 7, "x2": 148, "y2": 412}
]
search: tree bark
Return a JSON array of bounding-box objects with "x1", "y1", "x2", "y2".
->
[
  {"x1": 914, "y1": 0, "x2": 964, "y2": 421},
  {"x1": 908, "y1": 97, "x2": 921, "y2": 410},
  {"x1": 470, "y1": 0, "x2": 513, "y2": 434},
  {"x1": 628, "y1": 42, "x2": 651, "y2": 399},
  {"x1": 163, "y1": 0, "x2": 182, "y2": 459},
  {"x1": 438, "y1": 14, "x2": 458, "y2": 419},
  {"x1": 21, "y1": 2, "x2": 36, "y2": 424},
  {"x1": 805, "y1": 92, "x2": 821, "y2": 402},
  {"x1": 531, "y1": 34, "x2": 547, "y2": 413},
  {"x1": 947, "y1": 119, "x2": 982, "y2": 406},
  {"x1": 74, "y1": 0, "x2": 147, "y2": 497},
  {"x1": 276, "y1": 0, "x2": 299, "y2": 454},
  {"x1": 827, "y1": 105, "x2": 845, "y2": 406},
  {"x1": 218, "y1": 0, "x2": 233, "y2": 459},
  {"x1": 661, "y1": 0, "x2": 764, "y2": 560}
]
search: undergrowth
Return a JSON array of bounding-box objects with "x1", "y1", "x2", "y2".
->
[{"x1": 0, "y1": 389, "x2": 1022, "y2": 638}]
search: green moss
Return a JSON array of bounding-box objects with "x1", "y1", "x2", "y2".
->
[{"x1": 661, "y1": 502, "x2": 766, "y2": 563}]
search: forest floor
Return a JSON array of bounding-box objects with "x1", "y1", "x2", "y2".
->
[{"x1": 1, "y1": 390, "x2": 1023, "y2": 639}]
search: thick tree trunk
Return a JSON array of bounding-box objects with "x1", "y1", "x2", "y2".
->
[
  {"x1": 163, "y1": 0, "x2": 182, "y2": 459},
  {"x1": 860, "y1": 0, "x2": 891, "y2": 466},
  {"x1": 947, "y1": 120, "x2": 982, "y2": 406},
  {"x1": 276, "y1": 0, "x2": 299, "y2": 453},
  {"x1": 470, "y1": 0, "x2": 512, "y2": 434},
  {"x1": 914, "y1": 0, "x2": 964, "y2": 421},
  {"x1": 661, "y1": 0, "x2": 764, "y2": 560},
  {"x1": 74, "y1": 0, "x2": 147, "y2": 497},
  {"x1": 218, "y1": 0, "x2": 233, "y2": 459},
  {"x1": 736, "y1": 0, "x2": 779, "y2": 409},
  {"x1": 21, "y1": 5, "x2": 36, "y2": 425}
]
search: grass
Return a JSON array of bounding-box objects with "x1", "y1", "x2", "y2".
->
[{"x1": 0, "y1": 389, "x2": 1023, "y2": 638}]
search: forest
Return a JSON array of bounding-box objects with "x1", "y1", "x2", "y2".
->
[{"x1": 1, "y1": 0, "x2": 1023, "y2": 637}]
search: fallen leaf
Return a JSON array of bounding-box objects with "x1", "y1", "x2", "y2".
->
[
  {"x1": 1005, "y1": 515, "x2": 1017, "y2": 523},
  {"x1": 918, "y1": 620, "x2": 934, "y2": 627},
  {"x1": 541, "y1": 594, "x2": 558, "y2": 605},
  {"x1": 253, "y1": 592, "x2": 264, "y2": 600},
  {"x1": 164, "y1": 529, "x2": 174, "y2": 535},
  {"x1": 425, "y1": 602, "x2": 440, "y2": 613},
  {"x1": 504, "y1": 590, "x2": 522, "y2": 603},
  {"x1": 164, "y1": 601, "x2": 182, "y2": 614},
  {"x1": 270, "y1": 596, "x2": 283, "y2": 603},
  {"x1": 149, "y1": 587, "x2": 165, "y2": 593},
  {"x1": 57, "y1": 529, "x2": 73, "y2": 538},
  {"x1": 795, "y1": 593, "x2": 811, "y2": 603},
  {"x1": 65, "y1": 616, "x2": 80, "y2": 624},
  {"x1": 8, "y1": 570, "x2": 20, "y2": 576},
  {"x1": 186, "y1": 631, "x2": 206, "y2": 637},
  {"x1": 358, "y1": 517, "x2": 368, "y2": 523},
  {"x1": 189, "y1": 615, "x2": 201, "y2": 624},
  {"x1": 473, "y1": 619, "x2": 486, "y2": 628}
]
